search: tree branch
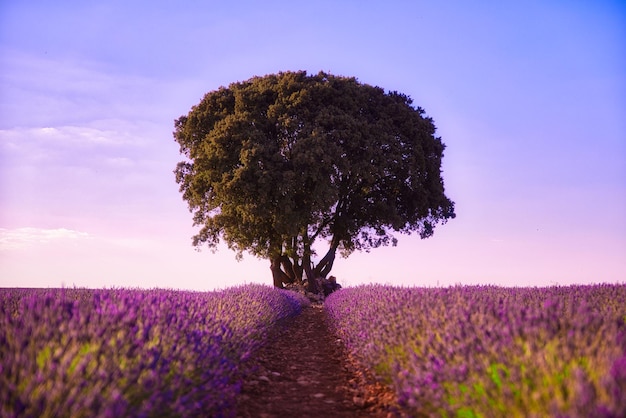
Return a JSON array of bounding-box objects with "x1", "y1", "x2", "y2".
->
[{"x1": 314, "y1": 238, "x2": 339, "y2": 278}]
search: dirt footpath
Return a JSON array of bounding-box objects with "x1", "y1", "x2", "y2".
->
[{"x1": 236, "y1": 305, "x2": 402, "y2": 417}]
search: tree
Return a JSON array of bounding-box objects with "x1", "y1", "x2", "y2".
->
[{"x1": 173, "y1": 71, "x2": 455, "y2": 290}]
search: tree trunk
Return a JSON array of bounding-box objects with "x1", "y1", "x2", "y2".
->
[
  {"x1": 270, "y1": 236, "x2": 339, "y2": 290},
  {"x1": 270, "y1": 256, "x2": 289, "y2": 288},
  {"x1": 302, "y1": 252, "x2": 319, "y2": 294}
]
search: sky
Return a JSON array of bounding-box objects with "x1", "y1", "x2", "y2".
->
[{"x1": 1, "y1": 0, "x2": 625, "y2": 290}]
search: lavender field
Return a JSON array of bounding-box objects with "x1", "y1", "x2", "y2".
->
[
  {"x1": 0, "y1": 285, "x2": 309, "y2": 417},
  {"x1": 3, "y1": 283, "x2": 625, "y2": 417},
  {"x1": 325, "y1": 284, "x2": 626, "y2": 417}
]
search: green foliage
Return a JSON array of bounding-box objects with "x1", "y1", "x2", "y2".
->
[{"x1": 173, "y1": 71, "x2": 455, "y2": 284}]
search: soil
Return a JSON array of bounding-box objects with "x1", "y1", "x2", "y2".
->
[{"x1": 236, "y1": 304, "x2": 404, "y2": 418}]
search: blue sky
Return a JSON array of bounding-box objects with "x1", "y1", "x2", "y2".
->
[{"x1": 1, "y1": 1, "x2": 625, "y2": 290}]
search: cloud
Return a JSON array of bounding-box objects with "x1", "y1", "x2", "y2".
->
[
  {"x1": 0, "y1": 120, "x2": 181, "y2": 236},
  {"x1": 0, "y1": 123, "x2": 147, "y2": 154},
  {"x1": 0, "y1": 227, "x2": 90, "y2": 250},
  {"x1": 0, "y1": 120, "x2": 171, "y2": 180}
]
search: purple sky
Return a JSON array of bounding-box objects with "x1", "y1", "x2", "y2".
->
[{"x1": 1, "y1": 1, "x2": 625, "y2": 290}]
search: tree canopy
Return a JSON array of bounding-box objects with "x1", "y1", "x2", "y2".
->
[{"x1": 173, "y1": 71, "x2": 455, "y2": 289}]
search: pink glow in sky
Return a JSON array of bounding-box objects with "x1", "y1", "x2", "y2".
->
[{"x1": 1, "y1": 1, "x2": 625, "y2": 290}]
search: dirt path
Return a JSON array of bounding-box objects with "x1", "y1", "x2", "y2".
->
[{"x1": 236, "y1": 305, "x2": 400, "y2": 417}]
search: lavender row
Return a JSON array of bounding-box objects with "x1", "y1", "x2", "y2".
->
[
  {"x1": 325, "y1": 284, "x2": 626, "y2": 417},
  {"x1": 0, "y1": 285, "x2": 309, "y2": 417}
]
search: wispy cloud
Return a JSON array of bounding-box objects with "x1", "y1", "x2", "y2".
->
[
  {"x1": 1, "y1": 123, "x2": 149, "y2": 152},
  {"x1": 0, "y1": 116, "x2": 180, "y2": 236},
  {"x1": 0, "y1": 227, "x2": 90, "y2": 250},
  {"x1": 0, "y1": 123, "x2": 156, "y2": 192}
]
